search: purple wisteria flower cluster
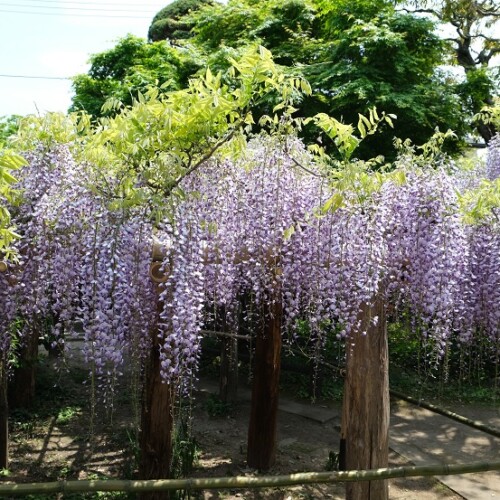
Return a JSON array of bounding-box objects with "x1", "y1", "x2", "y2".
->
[
  {"x1": 486, "y1": 133, "x2": 500, "y2": 181},
  {"x1": 0, "y1": 134, "x2": 498, "y2": 396},
  {"x1": 0, "y1": 144, "x2": 156, "y2": 402},
  {"x1": 155, "y1": 136, "x2": 499, "y2": 383}
]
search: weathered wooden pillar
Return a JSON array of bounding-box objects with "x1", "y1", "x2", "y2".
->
[
  {"x1": 139, "y1": 258, "x2": 174, "y2": 500},
  {"x1": 247, "y1": 277, "x2": 282, "y2": 471},
  {"x1": 340, "y1": 296, "x2": 389, "y2": 500},
  {"x1": 219, "y1": 333, "x2": 239, "y2": 403},
  {"x1": 8, "y1": 324, "x2": 39, "y2": 409},
  {"x1": 0, "y1": 263, "x2": 9, "y2": 468},
  {"x1": 0, "y1": 362, "x2": 8, "y2": 469}
]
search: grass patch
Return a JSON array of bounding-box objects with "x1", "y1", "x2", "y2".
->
[{"x1": 56, "y1": 405, "x2": 82, "y2": 425}]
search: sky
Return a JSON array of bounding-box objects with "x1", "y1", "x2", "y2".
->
[{"x1": 0, "y1": 0, "x2": 171, "y2": 117}]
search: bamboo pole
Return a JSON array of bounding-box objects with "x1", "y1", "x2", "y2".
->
[
  {"x1": 1, "y1": 461, "x2": 499, "y2": 496},
  {"x1": 310, "y1": 358, "x2": 500, "y2": 440},
  {"x1": 200, "y1": 329, "x2": 251, "y2": 341},
  {"x1": 390, "y1": 390, "x2": 500, "y2": 439}
]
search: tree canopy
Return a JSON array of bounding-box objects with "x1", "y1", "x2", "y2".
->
[
  {"x1": 68, "y1": 0, "x2": 500, "y2": 158},
  {"x1": 398, "y1": 0, "x2": 500, "y2": 141},
  {"x1": 70, "y1": 35, "x2": 200, "y2": 118},
  {"x1": 148, "y1": 0, "x2": 215, "y2": 43},
  {"x1": 182, "y1": 0, "x2": 466, "y2": 158}
]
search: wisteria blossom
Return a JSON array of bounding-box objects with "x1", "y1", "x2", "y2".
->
[
  {"x1": 0, "y1": 144, "x2": 156, "y2": 402},
  {"x1": 0, "y1": 134, "x2": 498, "y2": 394},
  {"x1": 486, "y1": 133, "x2": 500, "y2": 181}
]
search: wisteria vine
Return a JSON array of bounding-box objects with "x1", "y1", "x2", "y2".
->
[{"x1": 0, "y1": 133, "x2": 498, "y2": 397}]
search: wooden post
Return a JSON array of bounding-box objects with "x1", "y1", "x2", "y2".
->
[
  {"x1": 139, "y1": 258, "x2": 174, "y2": 500},
  {"x1": 0, "y1": 362, "x2": 8, "y2": 470},
  {"x1": 247, "y1": 275, "x2": 282, "y2": 471},
  {"x1": 0, "y1": 265, "x2": 9, "y2": 468},
  {"x1": 340, "y1": 296, "x2": 389, "y2": 500},
  {"x1": 219, "y1": 328, "x2": 238, "y2": 403},
  {"x1": 8, "y1": 325, "x2": 39, "y2": 409}
]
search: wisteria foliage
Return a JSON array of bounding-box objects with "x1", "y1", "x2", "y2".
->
[{"x1": 0, "y1": 135, "x2": 499, "y2": 393}]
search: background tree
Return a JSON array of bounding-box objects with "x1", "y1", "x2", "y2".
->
[
  {"x1": 148, "y1": 0, "x2": 215, "y2": 43},
  {"x1": 181, "y1": 0, "x2": 466, "y2": 159},
  {"x1": 0, "y1": 116, "x2": 21, "y2": 146},
  {"x1": 310, "y1": 1, "x2": 466, "y2": 158},
  {"x1": 187, "y1": 0, "x2": 317, "y2": 66},
  {"x1": 70, "y1": 35, "x2": 200, "y2": 118},
  {"x1": 399, "y1": 0, "x2": 500, "y2": 142},
  {"x1": 71, "y1": 0, "x2": 476, "y2": 158}
]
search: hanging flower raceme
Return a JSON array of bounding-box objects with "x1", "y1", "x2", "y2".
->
[
  {"x1": 2, "y1": 133, "x2": 498, "y2": 394},
  {"x1": 485, "y1": 134, "x2": 500, "y2": 181},
  {"x1": 1, "y1": 144, "x2": 87, "y2": 356},
  {"x1": 78, "y1": 210, "x2": 156, "y2": 401},
  {"x1": 153, "y1": 136, "x2": 395, "y2": 383},
  {"x1": 382, "y1": 169, "x2": 471, "y2": 354},
  {"x1": 153, "y1": 137, "x2": 327, "y2": 383},
  {"x1": 156, "y1": 208, "x2": 206, "y2": 384},
  {"x1": 0, "y1": 143, "x2": 157, "y2": 401},
  {"x1": 466, "y1": 224, "x2": 500, "y2": 347}
]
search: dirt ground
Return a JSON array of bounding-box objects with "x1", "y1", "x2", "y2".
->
[
  {"x1": 3, "y1": 358, "x2": 467, "y2": 499},
  {"x1": 187, "y1": 389, "x2": 464, "y2": 500}
]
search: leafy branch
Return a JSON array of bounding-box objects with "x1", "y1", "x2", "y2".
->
[
  {"x1": 305, "y1": 107, "x2": 395, "y2": 163},
  {"x1": 0, "y1": 149, "x2": 25, "y2": 261}
]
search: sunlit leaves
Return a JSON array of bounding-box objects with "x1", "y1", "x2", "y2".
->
[
  {"x1": 458, "y1": 134, "x2": 500, "y2": 223},
  {"x1": 83, "y1": 46, "x2": 308, "y2": 218},
  {"x1": 0, "y1": 149, "x2": 26, "y2": 260},
  {"x1": 304, "y1": 107, "x2": 395, "y2": 162},
  {"x1": 459, "y1": 178, "x2": 500, "y2": 223},
  {"x1": 13, "y1": 112, "x2": 90, "y2": 152},
  {"x1": 474, "y1": 101, "x2": 500, "y2": 130}
]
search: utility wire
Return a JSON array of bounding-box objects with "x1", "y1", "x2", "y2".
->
[
  {"x1": 0, "y1": 8, "x2": 152, "y2": 18},
  {"x1": 12, "y1": 0, "x2": 164, "y2": 6},
  {"x1": 1, "y1": 2, "x2": 157, "y2": 13},
  {"x1": 0, "y1": 73, "x2": 72, "y2": 80}
]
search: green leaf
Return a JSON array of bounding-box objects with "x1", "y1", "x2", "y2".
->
[
  {"x1": 321, "y1": 192, "x2": 344, "y2": 214},
  {"x1": 283, "y1": 225, "x2": 295, "y2": 240}
]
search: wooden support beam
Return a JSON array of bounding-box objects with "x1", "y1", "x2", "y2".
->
[
  {"x1": 139, "y1": 259, "x2": 174, "y2": 500},
  {"x1": 340, "y1": 296, "x2": 389, "y2": 500},
  {"x1": 0, "y1": 363, "x2": 8, "y2": 470},
  {"x1": 247, "y1": 286, "x2": 282, "y2": 471}
]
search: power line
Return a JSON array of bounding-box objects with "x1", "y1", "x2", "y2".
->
[
  {"x1": 14, "y1": 0, "x2": 164, "y2": 7},
  {"x1": 0, "y1": 73, "x2": 72, "y2": 80},
  {"x1": 1, "y1": 2, "x2": 156, "y2": 13},
  {"x1": 0, "y1": 8, "x2": 152, "y2": 18}
]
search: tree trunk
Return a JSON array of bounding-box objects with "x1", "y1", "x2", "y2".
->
[
  {"x1": 8, "y1": 327, "x2": 39, "y2": 409},
  {"x1": 139, "y1": 261, "x2": 174, "y2": 500},
  {"x1": 340, "y1": 296, "x2": 389, "y2": 500},
  {"x1": 247, "y1": 293, "x2": 282, "y2": 471},
  {"x1": 0, "y1": 363, "x2": 8, "y2": 470},
  {"x1": 139, "y1": 343, "x2": 174, "y2": 500},
  {"x1": 219, "y1": 334, "x2": 238, "y2": 403}
]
